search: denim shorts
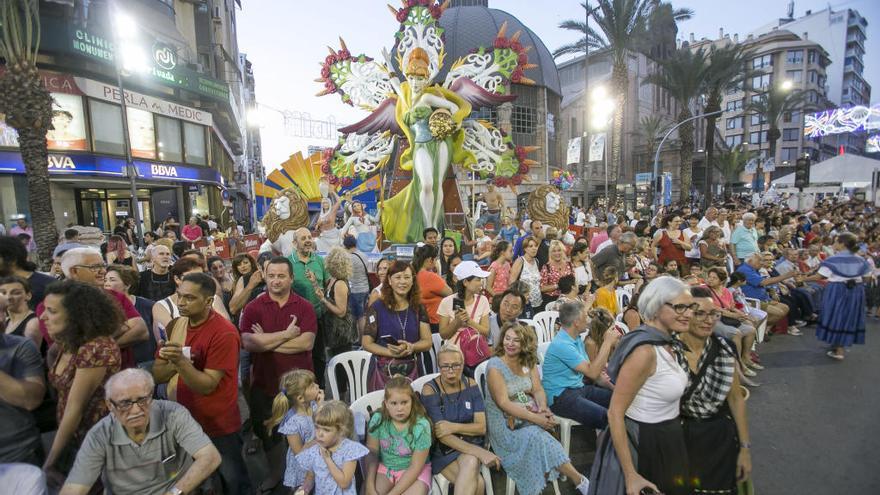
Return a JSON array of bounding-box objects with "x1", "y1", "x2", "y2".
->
[{"x1": 349, "y1": 291, "x2": 369, "y2": 319}]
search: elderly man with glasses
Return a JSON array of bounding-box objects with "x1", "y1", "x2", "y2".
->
[
  {"x1": 36, "y1": 248, "x2": 148, "y2": 368},
  {"x1": 59, "y1": 368, "x2": 221, "y2": 495}
]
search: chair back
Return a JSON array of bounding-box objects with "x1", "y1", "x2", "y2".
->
[
  {"x1": 430, "y1": 334, "x2": 443, "y2": 373},
  {"x1": 350, "y1": 389, "x2": 385, "y2": 440},
  {"x1": 411, "y1": 373, "x2": 440, "y2": 393},
  {"x1": 616, "y1": 287, "x2": 633, "y2": 315},
  {"x1": 531, "y1": 310, "x2": 559, "y2": 345},
  {"x1": 474, "y1": 360, "x2": 490, "y2": 398},
  {"x1": 326, "y1": 350, "x2": 371, "y2": 402},
  {"x1": 537, "y1": 342, "x2": 551, "y2": 365}
]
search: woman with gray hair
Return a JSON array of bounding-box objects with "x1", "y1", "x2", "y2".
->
[{"x1": 588, "y1": 276, "x2": 694, "y2": 495}]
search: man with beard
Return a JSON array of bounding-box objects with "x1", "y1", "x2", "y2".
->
[
  {"x1": 153, "y1": 273, "x2": 249, "y2": 494},
  {"x1": 137, "y1": 244, "x2": 175, "y2": 301},
  {"x1": 286, "y1": 228, "x2": 328, "y2": 381}
]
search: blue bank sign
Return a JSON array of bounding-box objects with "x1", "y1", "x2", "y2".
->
[{"x1": 0, "y1": 151, "x2": 223, "y2": 186}]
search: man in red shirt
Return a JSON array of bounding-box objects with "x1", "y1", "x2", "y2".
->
[
  {"x1": 240, "y1": 256, "x2": 317, "y2": 490},
  {"x1": 37, "y1": 248, "x2": 147, "y2": 367},
  {"x1": 153, "y1": 272, "x2": 250, "y2": 494}
]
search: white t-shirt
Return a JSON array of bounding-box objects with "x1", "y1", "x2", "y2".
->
[
  {"x1": 437, "y1": 293, "x2": 492, "y2": 326},
  {"x1": 596, "y1": 239, "x2": 614, "y2": 254},
  {"x1": 574, "y1": 211, "x2": 586, "y2": 226},
  {"x1": 682, "y1": 228, "x2": 702, "y2": 259}
]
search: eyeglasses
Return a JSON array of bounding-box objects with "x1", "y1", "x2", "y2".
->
[
  {"x1": 110, "y1": 395, "x2": 152, "y2": 412},
  {"x1": 693, "y1": 310, "x2": 722, "y2": 320},
  {"x1": 75, "y1": 263, "x2": 107, "y2": 273},
  {"x1": 439, "y1": 363, "x2": 463, "y2": 371},
  {"x1": 664, "y1": 302, "x2": 699, "y2": 314}
]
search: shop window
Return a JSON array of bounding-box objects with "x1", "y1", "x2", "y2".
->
[
  {"x1": 89, "y1": 100, "x2": 125, "y2": 155},
  {"x1": 156, "y1": 116, "x2": 183, "y2": 162},
  {"x1": 126, "y1": 108, "x2": 156, "y2": 159},
  {"x1": 47, "y1": 93, "x2": 88, "y2": 152},
  {"x1": 184, "y1": 122, "x2": 207, "y2": 165}
]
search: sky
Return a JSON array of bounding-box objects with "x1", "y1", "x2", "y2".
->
[{"x1": 237, "y1": 0, "x2": 880, "y2": 173}]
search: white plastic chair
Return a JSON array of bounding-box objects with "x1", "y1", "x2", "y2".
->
[
  {"x1": 432, "y1": 464, "x2": 495, "y2": 495},
  {"x1": 531, "y1": 310, "x2": 559, "y2": 345},
  {"x1": 411, "y1": 373, "x2": 440, "y2": 393},
  {"x1": 535, "y1": 343, "x2": 581, "y2": 466},
  {"x1": 474, "y1": 360, "x2": 490, "y2": 398},
  {"x1": 745, "y1": 297, "x2": 768, "y2": 343},
  {"x1": 430, "y1": 333, "x2": 443, "y2": 372},
  {"x1": 537, "y1": 342, "x2": 551, "y2": 365},
  {"x1": 614, "y1": 321, "x2": 630, "y2": 334},
  {"x1": 615, "y1": 287, "x2": 633, "y2": 314},
  {"x1": 326, "y1": 350, "x2": 371, "y2": 402}
]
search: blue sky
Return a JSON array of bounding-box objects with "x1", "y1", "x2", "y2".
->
[{"x1": 238, "y1": 0, "x2": 880, "y2": 172}]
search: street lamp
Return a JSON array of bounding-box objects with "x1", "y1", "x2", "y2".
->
[
  {"x1": 589, "y1": 86, "x2": 614, "y2": 206},
  {"x1": 110, "y1": 4, "x2": 148, "y2": 248}
]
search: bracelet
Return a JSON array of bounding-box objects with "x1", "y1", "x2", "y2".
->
[{"x1": 739, "y1": 442, "x2": 751, "y2": 449}]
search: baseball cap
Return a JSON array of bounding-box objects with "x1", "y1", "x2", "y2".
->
[{"x1": 453, "y1": 260, "x2": 490, "y2": 279}]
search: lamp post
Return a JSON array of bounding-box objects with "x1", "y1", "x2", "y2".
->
[
  {"x1": 652, "y1": 109, "x2": 724, "y2": 210},
  {"x1": 589, "y1": 86, "x2": 614, "y2": 208},
  {"x1": 110, "y1": 5, "x2": 147, "y2": 248}
]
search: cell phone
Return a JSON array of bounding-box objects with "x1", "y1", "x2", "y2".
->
[
  {"x1": 453, "y1": 297, "x2": 465, "y2": 311},
  {"x1": 380, "y1": 335, "x2": 397, "y2": 346},
  {"x1": 640, "y1": 488, "x2": 658, "y2": 495}
]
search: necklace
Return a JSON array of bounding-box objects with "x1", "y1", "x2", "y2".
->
[{"x1": 395, "y1": 305, "x2": 409, "y2": 340}]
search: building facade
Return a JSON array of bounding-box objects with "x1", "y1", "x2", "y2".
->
[
  {"x1": 0, "y1": 0, "x2": 252, "y2": 234},
  {"x1": 690, "y1": 29, "x2": 833, "y2": 183},
  {"x1": 751, "y1": 6, "x2": 871, "y2": 154}
]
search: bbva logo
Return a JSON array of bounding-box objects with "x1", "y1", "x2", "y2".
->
[{"x1": 151, "y1": 164, "x2": 179, "y2": 177}]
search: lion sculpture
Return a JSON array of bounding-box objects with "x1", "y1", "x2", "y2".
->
[
  {"x1": 259, "y1": 187, "x2": 310, "y2": 257},
  {"x1": 527, "y1": 185, "x2": 570, "y2": 233}
]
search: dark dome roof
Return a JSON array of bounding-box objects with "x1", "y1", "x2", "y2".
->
[{"x1": 438, "y1": 6, "x2": 562, "y2": 97}]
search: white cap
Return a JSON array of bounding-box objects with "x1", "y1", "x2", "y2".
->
[{"x1": 453, "y1": 260, "x2": 490, "y2": 279}]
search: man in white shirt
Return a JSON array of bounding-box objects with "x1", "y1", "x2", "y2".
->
[
  {"x1": 595, "y1": 224, "x2": 622, "y2": 254},
  {"x1": 574, "y1": 208, "x2": 586, "y2": 227},
  {"x1": 697, "y1": 207, "x2": 719, "y2": 231}
]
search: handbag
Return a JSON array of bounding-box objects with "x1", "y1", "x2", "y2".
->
[
  {"x1": 505, "y1": 390, "x2": 540, "y2": 430},
  {"x1": 322, "y1": 279, "x2": 357, "y2": 350},
  {"x1": 451, "y1": 296, "x2": 491, "y2": 367}
]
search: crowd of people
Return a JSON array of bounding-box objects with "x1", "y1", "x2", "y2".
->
[{"x1": 0, "y1": 194, "x2": 874, "y2": 495}]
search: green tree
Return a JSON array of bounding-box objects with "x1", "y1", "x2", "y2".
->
[
  {"x1": 643, "y1": 47, "x2": 710, "y2": 202},
  {"x1": 0, "y1": 0, "x2": 58, "y2": 264},
  {"x1": 634, "y1": 114, "x2": 668, "y2": 169},
  {"x1": 746, "y1": 83, "x2": 810, "y2": 188},
  {"x1": 701, "y1": 44, "x2": 755, "y2": 203},
  {"x1": 713, "y1": 144, "x2": 751, "y2": 198}
]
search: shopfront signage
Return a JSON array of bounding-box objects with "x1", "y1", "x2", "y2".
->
[
  {"x1": 153, "y1": 42, "x2": 177, "y2": 71},
  {"x1": 75, "y1": 78, "x2": 213, "y2": 126},
  {"x1": 0, "y1": 151, "x2": 222, "y2": 186}
]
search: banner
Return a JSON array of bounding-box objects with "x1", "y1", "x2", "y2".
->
[
  {"x1": 46, "y1": 93, "x2": 88, "y2": 152},
  {"x1": 589, "y1": 133, "x2": 606, "y2": 162},
  {"x1": 744, "y1": 157, "x2": 758, "y2": 174},
  {"x1": 566, "y1": 137, "x2": 581, "y2": 165},
  {"x1": 763, "y1": 157, "x2": 776, "y2": 173},
  {"x1": 127, "y1": 108, "x2": 157, "y2": 159}
]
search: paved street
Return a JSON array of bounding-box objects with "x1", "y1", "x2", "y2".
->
[{"x1": 747, "y1": 323, "x2": 880, "y2": 494}]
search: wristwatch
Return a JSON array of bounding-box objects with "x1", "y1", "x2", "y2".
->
[{"x1": 168, "y1": 487, "x2": 184, "y2": 495}]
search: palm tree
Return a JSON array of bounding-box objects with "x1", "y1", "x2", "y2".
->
[
  {"x1": 634, "y1": 114, "x2": 668, "y2": 168},
  {"x1": 713, "y1": 144, "x2": 751, "y2": 198},
  {"x1": 0, "y1": 0, "x2": 58, "y2": 264},
  {"x1": 745, "y1": 82, "x2": 809, "y2": 189},
  {"x1": 643, "y1": 47, "x2": 710, "y2": 202},
  {"x1": 701, "y1": 44, "x2": 755, "y2": 203}
]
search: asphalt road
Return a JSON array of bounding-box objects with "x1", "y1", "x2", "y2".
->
[{"x1": 747, "y1": 323, "x2": 880, "y2": 494}]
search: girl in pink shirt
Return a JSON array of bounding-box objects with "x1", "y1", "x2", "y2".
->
[{"x1": 486, "y1": 240, "x2": 513, "y2": 297}]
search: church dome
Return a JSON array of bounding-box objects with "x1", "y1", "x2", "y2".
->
[{"x1": 437, "y1": 1, "x2": 562, "y2": 97}]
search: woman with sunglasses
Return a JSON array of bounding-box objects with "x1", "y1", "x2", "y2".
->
[
  {"x1": 589, "y1": 276, "x2": 693, "y2": 495},
  {"x1": 421, "y1": 345, "x2": 499, "y2": 495},
  {"x1": 679, "y1": 287, "x2": 751, "y2": 495}
]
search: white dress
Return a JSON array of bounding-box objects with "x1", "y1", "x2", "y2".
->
[{"x1": 519, "y1": 257, "x2": 543, "y2": 308}]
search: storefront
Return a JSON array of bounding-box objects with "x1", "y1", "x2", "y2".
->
[{"x1": 0, "y1": 150, "x2": 224, "y2": 233}]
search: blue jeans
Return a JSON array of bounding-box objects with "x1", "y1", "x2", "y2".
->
[
  {"x1": 549, "y1": 384, "x2": 612, "y2": 429},
  {"x1": 349, "y1": 291, "x2": 369, "y2": 319}
]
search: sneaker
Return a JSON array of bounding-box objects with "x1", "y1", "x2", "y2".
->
[
  {"x1": 794, "y1": 319, "x2": 808, "y2": 327},
  {"x1": 787, "y1": 327, "x2": 803, "y2": 336},
  {"x1": 742, "y1": 366, "x2": 757, "y2": 377},
  {"x1": 576, "y1": 476, "x2": 590, "y2": 495},
  {"x1": 746, "y1": 361, "x2": 765, "y2": 370}
]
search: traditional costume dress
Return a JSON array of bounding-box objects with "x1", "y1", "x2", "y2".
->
[
  {"x1": 815, "y1": 250, "x2": 871, "y2": 348},
  {"x1": 314, "y1": 201, "x2": 342, "y2": 252}
]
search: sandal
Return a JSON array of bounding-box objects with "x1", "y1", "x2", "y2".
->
[{"x1": 826, "y1": 350, "x2": 844, "y2": 361}]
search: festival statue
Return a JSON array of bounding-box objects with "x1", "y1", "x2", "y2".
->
[
  {"x1": 316, "y1": 0, "x2": 538, "y2": 243},
  {"x1": 260, "y1": 187, "x2": 310, "y2": 256},
  {"x1": 527, "y1": 185, "x2": 570, "y2": 233}
]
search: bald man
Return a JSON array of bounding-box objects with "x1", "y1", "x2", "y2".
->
[{"x1": 285, "y1": 228, "x2": 328, "y2": 385}]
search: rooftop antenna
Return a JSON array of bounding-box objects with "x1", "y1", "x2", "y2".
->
[{"x1": 787, "y1": 0, "x2": 795, "y2": 18}]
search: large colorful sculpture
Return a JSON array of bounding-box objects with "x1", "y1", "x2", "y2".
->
[
  {"x1": 527, "y1": 185, "x2": 570, "y2": 233},
  {"x1": 316, "y1": 0, "x2": 538, "y2": 243}
]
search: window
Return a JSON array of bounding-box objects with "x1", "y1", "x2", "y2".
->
[
  {"x1": 127, "y1": 108, "x2": 156, "y2": 159},
  {"x1": 786, "y1": 50, "x2": 804, "y2": 64},
  {"x1": 783, "y1": 111, "x2": 801, "y2": 123},
  {"x1": 781, "y1": 147, "x2": 798, "y2": 162},
  {"x1": 511, "y1": 105, "x2": 536, "y2": 135},
  {"x1": 749, "y1": 131, "x2": 767, "y2": 144},
  {"x1": 751, "y1": 94, "x2": 765, "y2": 103},
  {"x1": 184, "y1": 122, "x2": 207, "y2": 165},
  {"x1": 726, "y1": 99, "x2": 743, "y2": 111},
  {"x1": 783, "y1": 128, "x2": 800, "y2": 141},
  {"x1": 725, "y1": 135, "x2": 743, "y2": 147},
  {"x1": 156, "y1": 116, "x2": 183, "y2": 162},
  {"x1": 89, "y1": 100, "x2": 124, "y2": 155},
  {"x1": 751, "y1": 54, "x2": 772, "y2": 69},
  {"x1": 808, "y1": 70, "x2": 817, "y2": 83},
  {"x1": 751, "y1": 114, "x2": 767, "y2": 126},
  {"x1": 750, "y1": 74, "x2": 771, "y2": 90},
  {"x1": 808, "y1": 50, "x2": 817, "y2": 64},
  {"x1": 786, "y1": 70, "x2": 803, "y2": 83},
  {"x1": 726, "y1": 117, "x2": 743, "y2": 129}
]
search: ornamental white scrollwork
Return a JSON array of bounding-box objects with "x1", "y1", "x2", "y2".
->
[
  {"x1": 804, "y1": 104, "x2": 880, "y2": 137},
  {"x1": 338, "y1": 61, "x2": 395, "y2": 110},
  {"x1": 462, "y1": 120, "x2": 505, "y2": 172},
  {"x1": 397, "y1": 23, "x2": 443, "y2": 81},
  {"x1": 339, "y1": 133, "x2": 395, "y2": 175},
  {"x1": 445, "y1": 53, "x2": 504, "y2": 94}
]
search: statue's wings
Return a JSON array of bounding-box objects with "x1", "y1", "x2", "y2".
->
[
  {"x1": 325, "y1": 132, "x2": 397, "y2": 181},
  {"x1": 317, "y1": 39, "x2": 395, "y2": 111},
  {"x1": 448, "y1": 77, "x2": 516, "y2": 109},
  {"x1": 338, "y1": 98, "x2": 402, "y2": 136},
  {"x1": 443, "y1": 22, "x2": 538, "y2": 96},
  {"x1": 462, "y1": 120, "x2": 537, "y2": 188},
  {"x1": 391, "y1": 1, "x2": 447, "y2": 84}
]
